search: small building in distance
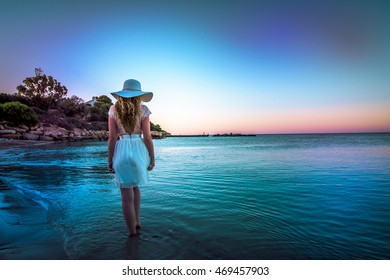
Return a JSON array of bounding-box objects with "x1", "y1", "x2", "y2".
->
[{"x1": 85, "y1": 96, "x2": 98, "y2": 106}]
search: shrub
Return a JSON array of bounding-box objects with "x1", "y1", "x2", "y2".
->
[
  {"x1": 58, "y1": 95, "x2": 87, "y2": 117},
  {"x1": 87, "y1": 103, "x2": 110, "y2": 122},
  {"x1": 0, "y1": 93, "x2": 14, "y2": 104},
  {"x1": 0, "y1": 93, "x2": 34, "y2": 107},
  {"x1": 0, "y1": 101, "x2": 39, "y2": 127}
]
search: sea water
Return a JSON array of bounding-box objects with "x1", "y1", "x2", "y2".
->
[{"x1": 1, "y1": 133, "x2": 390, "y2": 259}]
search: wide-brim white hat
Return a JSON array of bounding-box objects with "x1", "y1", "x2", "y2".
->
[{"x1": 110, "y1": 79, "x2": 153, "y2": 102}]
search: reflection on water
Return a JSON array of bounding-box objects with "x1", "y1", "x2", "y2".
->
[{"x1": 1, "y1": 134, "x2": 390, "y2": 259}]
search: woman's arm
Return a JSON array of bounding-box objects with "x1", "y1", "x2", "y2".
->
[
  {"x1": 141, "y1": 116, "x2": 155, "y2": 171},
  {"x1": 108, "y1": 115, "x2": 118, "y2": 173}
]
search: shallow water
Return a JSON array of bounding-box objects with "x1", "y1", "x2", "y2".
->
[{"x1": 1, "y1": 133, "x2": 390, "y2": 259}]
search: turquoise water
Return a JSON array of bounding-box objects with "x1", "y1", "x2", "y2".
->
[{"x1": 1, "y1": 134, "x2": 390, "y2": 259}]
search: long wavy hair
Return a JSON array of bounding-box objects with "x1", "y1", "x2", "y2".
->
[{"x1": 114, "y1": 96, "x2": 142, "y2": 134}]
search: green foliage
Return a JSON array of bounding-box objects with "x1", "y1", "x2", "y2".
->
[
  {"x1": 86, "y1": 95, "x2": 112, "y2": 122},
  {"x1": 0, "y1": 92, "x2": 35, "y2": 107},
  {"x1": 0, "y1": 101, "x2": 39, "y2": 127},
  {"x1": 0, "y1": 93, "x2": 14, "y2": 103},
  {"x1": 96, "y1": 95, "x2": 112, "y2": 104},
  {"x1": 17, "y1": 68, "x2": 68, "y2": 111},
  {"x1": 58, "y1": 95, "x2": 87, "y2": 117},
  {"x1": 88, "y1": 102, "x2": 111, "y2": 122},
  {"x1": 150, "y1": 122, "x2": 163, "y2": 132}
]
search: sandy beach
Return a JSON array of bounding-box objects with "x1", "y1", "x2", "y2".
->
[{"x1": 0, "y1": 177, "x2": 67, "y2": 259}]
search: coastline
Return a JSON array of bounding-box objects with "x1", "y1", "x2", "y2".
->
[
  {"x1": 169, "y1": 133, "x2": 256, "y2": 137},
  {"x1": 0, "y1": 179, "x2": 67, "y2": 260},
  {"x1": 0, "y1": 139, "x2": 59, "y2": 149}
]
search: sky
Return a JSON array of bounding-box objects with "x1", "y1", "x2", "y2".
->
[{"x1": 1, "y1": 0, "x2": 389, "y2": 134}]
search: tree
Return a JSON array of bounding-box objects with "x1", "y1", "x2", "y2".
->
[
  {"x1": 86, "y1": 95, "x2": 112, "y2": 122},
  {"x1": 96, "y1": 95, "x2": 112, "y2": 105},
  {"x1": 150, "y1": 122, "x2": 163, "y2": 132},
  {"x1": 17, "y1": 68, "x2": 68, "y2": 111},
  {"x1": 58, "y1": 95, "x2": 87, "y2": 117}
]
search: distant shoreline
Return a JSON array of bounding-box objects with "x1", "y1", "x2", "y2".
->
[
  {"x1": 1, "y1": 132, "x2": 388, "y2": 148},
  {"x1": 169, "y1": 132, "x2": 390, "y2": 138},
  {"x1": 170, "y1": 133, "x2": 257, "y2": 138}
]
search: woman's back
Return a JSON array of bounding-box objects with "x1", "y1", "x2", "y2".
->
[{"x1": 108, "y1": 104, "x2": 151, "y2": 135}]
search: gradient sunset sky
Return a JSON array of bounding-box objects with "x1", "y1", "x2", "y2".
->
[{"x1": 1, "y1": 0, "x2": 389, "y2": 134}]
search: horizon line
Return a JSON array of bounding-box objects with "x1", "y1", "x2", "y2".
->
[{"x1": 169, "y1": 131, "x2": 390, "y2": 136}]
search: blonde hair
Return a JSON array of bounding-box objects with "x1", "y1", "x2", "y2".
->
[{"x1": 114, "y1": 96, "x2": 142, "y2": 134}]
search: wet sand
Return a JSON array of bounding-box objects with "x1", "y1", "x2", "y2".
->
[{"x1": 0, "y1": 179, "x2": 68, "y2": 260}]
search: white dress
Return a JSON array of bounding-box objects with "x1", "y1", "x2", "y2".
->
[{"x1": 108, "y1": 104, "x2": 151, "y2": 188}]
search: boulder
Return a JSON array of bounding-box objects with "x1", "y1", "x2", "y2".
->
[
  {"x1": 0, "y1": 129, "x2": 16, "y2": 135},
  {"x1": 29, "y1": 130, "x2": 43, "y2": 136},
  {"x1": 42, "y1": 127, "x2": 63, "y2": 140},
  {"x1": 39, "y1": 135, "x2": 54, "y2": 141},
  {"x1": 22, "y1": 133, "x2": 40, "y2": 141},
  {"x1": 1, "y1": 133, "x2": 20, "y2": 139},
  {"x1": 4, "y1": 125, "x2": 27, "y2": 133},
  {"x1": 19, "y1": 124, "x2": 30, "y2": 130},
  {"x1": 151, "y1": 131, "x2": 164, "y2": 139},
  {"x1": 73, "y1": 128, "x2": 83, "y2": 136},
  {"x1": 13, "y1": 127, "x2": 28, "y2": 134},
  {"x1": 58, "y1": 127, "x2": 68, "y2": 135},
  {"x1": 30, "y1": 124, "x2": 40, "y2": 130}
]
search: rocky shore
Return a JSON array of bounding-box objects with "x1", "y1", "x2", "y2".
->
[
  {"x1": 0, "y1": 123, "x2": 108, "y2": 142},
  {"x1": 0, "y1": 122, "x2": 169, "y2": 142}
]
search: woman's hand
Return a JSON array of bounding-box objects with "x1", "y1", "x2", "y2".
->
[
  {"x1": 148, "y1": 159, "x2": 155, "y2": 171},
  {"x1": 108, "y1": 162, "x2": 115, "y2": 173}
]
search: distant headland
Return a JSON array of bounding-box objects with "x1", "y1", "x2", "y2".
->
[{"x1": 169, "y1": 133, "x2": 256, "y2": 137}]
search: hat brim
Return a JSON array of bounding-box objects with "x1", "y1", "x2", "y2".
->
[{"x1": 110, "y1": 90, "x2": 153, "y2": 102}]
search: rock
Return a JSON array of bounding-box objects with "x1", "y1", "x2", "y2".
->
[
  {"x1": 4, "y1": 125, "x2": 27, "y2": 133},
  {"x1": 73, "y1": 128, "x2": 83, "y2": 136},
  {"x1": 12, "y1": 127, "x2": 28, "y2": 134},
  {"x1": 0, "y1": 125, "x2": 4, "y2": 130},
  {"x1": 39, "y1": 135, "x2": 54, "y2": 141},
  {"x1": 22, "y1": 132, "x2": 40, "y2": 141},
  {"x1": 58, "y1": 127, "x2": 68, "y2": 135},
  {"x1": 19, "y1": 125, "x2": 30, "y2": 130},
  {"x1": 151, "y1": 131, "x2": 164, "y2": 139},
  {"x1": 42, "y1": 126, "x2": 64, "y2": 140},
  {"x1": 0, "y1": 129, "x2": 16, "y2": 135},
  {"x1": 29, "y1": 130, "x2": 43, "y2": 136},
  {"x1": 1, "y1": 133, "x2": 20, "y2": 139},
  {"x1": 30, "y1": 124, "x2": 40, "y2": 130}
]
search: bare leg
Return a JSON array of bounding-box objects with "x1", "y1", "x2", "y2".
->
[
  {"x1": 133, "y1": 187, "x2": 141, "y2": 229},
  {"x1": 120, "y1": 188, "x2": 137, "y2": 236}
]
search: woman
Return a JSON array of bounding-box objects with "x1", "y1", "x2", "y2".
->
[{"x1": 107, "y1": 79, "x2": 155, "y2": 238}]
